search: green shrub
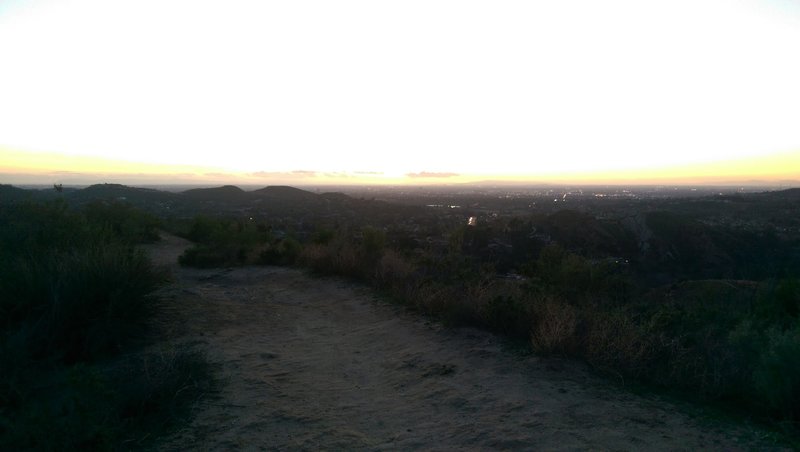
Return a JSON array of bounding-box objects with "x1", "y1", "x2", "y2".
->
[
  {"x1": 311, "y1": 228, "x2": 336, "y2": 245},
  {"x1": 84, "y1": 201, "x2": 161, "y2": 244},
  {"x1": 1, "y1": 246, "x2": 164, "y2": 364},
  {"x1": 483, "y1": 295, "x2": 531, "y2": 338},
  {"x1": 531, "y1": 245, "x2": 594, "y2": 300},
  {"x1": 259, "y1": 238, "x2": 302, "y2": 265},
  {"x1": 185, "y1": 215, "x2": 224, "y2": 244},
  {"x1": 1, "y1": 247, "x2": 163, "y2": 365},
  {"x1": 0, "y1": 200, "x2": 95, "y2": 255},
  {"x1": 754, "y1": 279, "x2": 800, "y2": 328},
  {"x1": 753, "y1": 326, "x2": 800, "y2": 417},
  {"x1": 0, "y1": 348, "x2": 212, "y2": 450},
  {"x1": 0, "y1": 364, "x2": 117, "y2": 450},
  {"x1": 178, "y1": 215, "x2": 271, "y2": 268},
  {"x1": 361, "y1": 227, "x2": 386, "y2": 264},
  {"x1": 0, "y1": 200, "x2": 206, "y2": 449}
]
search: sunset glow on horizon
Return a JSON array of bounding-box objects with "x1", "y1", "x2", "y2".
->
[
  {"x1": 1, "y1": 1, "x2": 799, "y2": 186},
  {"x1": 3, "y1": 146, "x2": 798, "y2": 187}
]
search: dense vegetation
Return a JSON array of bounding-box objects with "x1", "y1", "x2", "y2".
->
[
  {"x1": 174, "y1": 206, "x2": 800, "y2": 433},
  {"x1": 4, "y1": 183, "x2": 798, "y2": 440},
  {"x1": 0, "y1": 200, "x2": 210, "y2": 449}
]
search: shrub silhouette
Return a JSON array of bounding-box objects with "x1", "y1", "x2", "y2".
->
[
  {"x1": 0, "y1": 200, "x2": 208, "y2": 449},
  {"x1": 178, "y1": 215, "x2": 270, "y2": 268}
]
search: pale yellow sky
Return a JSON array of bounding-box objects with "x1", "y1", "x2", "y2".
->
[
  {"x1": 2, "y1": 147, "x2": 798, "y2": 186},
  {"x1": 1, "y1": 0, "x2": 799, "y2": 185}
]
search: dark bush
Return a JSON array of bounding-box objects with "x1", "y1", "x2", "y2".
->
[
  {"x1": 178, "y1": 215, "x2": 271, "y2": 268},
  {"x1": 84, "y1": 200, "x2": 161, "y2": 244},
  {"x1": 0, "y1": 200, "x2": 206, "y2": 449},
  {"x1": 1, "y1": 245, "x2": 164, "y2": 363},
  {"x1": 753, "y1": 326, "x2": 800, "y2": 418},
  {"x1": 259, "y1": 238, "x2": 302, "y2": 265},
  {"x1": 483, "y1": 295, "x2": 531, "y2": 338}
]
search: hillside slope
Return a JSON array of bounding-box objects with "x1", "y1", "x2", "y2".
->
[{"x1": 144, "y1": 235, "x2": 784, "y2": 450}]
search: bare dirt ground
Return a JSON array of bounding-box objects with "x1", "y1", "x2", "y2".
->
[{"x1": 144, "y1": 234, "x2": 784, "y2": 451}]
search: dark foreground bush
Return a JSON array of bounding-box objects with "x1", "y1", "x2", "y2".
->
[
  {"x1": 84, "y1": 200, "x2": 162, "y2": 245},
  {"x1": 1, "y1": 245, "x2": 164, "y2": 363},
  {"x1": 0, "y1": 200, "x2": 210, "y2": 449},
  {"x1": 0, "y1": 348, "x2": 212, "y2": 450}
]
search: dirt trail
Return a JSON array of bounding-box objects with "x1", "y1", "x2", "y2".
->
[{"x1": 145, "y1": 234, "x2": 781, "y2": 451}]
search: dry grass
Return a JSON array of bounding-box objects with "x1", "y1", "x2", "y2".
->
[
  {"x1": 583, "y1": 311, "x2": 656, "y2": 378},
  {"x1": 375, "y1": 250, "x2": 415, "y2": 289},
  {"x1": 530, "y1": 298, "x2": 578, "y2": 354}
]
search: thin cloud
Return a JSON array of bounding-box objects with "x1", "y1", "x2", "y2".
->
[
  {"x1": 51, "y1": 170, "x2": 81, "y2": 175},
  {"x1": 406, "y1": 172, "x2": 460, "y2": 178},
  {"x1": 249, "y1": 171, "x2": 281, "y2": 177},
  {"x1": 322, "y1": 172, "x2": 356, "y2": 179},
  {"x1": 250, "y1": 171, "x2": 316, "y2": 178}
]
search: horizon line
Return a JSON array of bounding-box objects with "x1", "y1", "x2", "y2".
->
[{"x1": 2, "y1": 147, "x2": 800, "y2": 188}]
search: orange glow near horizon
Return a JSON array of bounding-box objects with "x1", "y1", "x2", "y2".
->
[
  {"x1": 0, "y1": 147, "x2": 218, "y2": 176},
  {"x1": 514, "y1": 150, "x2": 800, "y2": 185},
  {"x1": 2, "y1": 147, "x2": 798, "y2": 186},
  {"x1": 2, "y1": 1, "x2": 800, "y2": 187}
]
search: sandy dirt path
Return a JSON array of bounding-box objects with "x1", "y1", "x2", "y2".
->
[{"x1": 145, "y1": 234, "x2": 782, "y2": 451}]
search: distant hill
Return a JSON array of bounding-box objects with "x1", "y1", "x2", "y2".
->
[
  {"x1": 181, "y1": 185, "x2": 247, "y2": 202},
  {"x1": 0, "y1": 184, "x2": 43, "y2": 203},
  {"x1": 755, "y1": 187, "x2": 800, "y2": 201},
  {"x1": 0, "y1": 183, "x2": 413, "y2": 221},
  {"x1": 68, "y1": 184, "x2": 175, "y2": 203},
  {"x1": 252, "y1": 185, "x2": 319, "y2": 201},
  {"x1": 79, "y1": 183, "x2": 149, "y2": 196}
]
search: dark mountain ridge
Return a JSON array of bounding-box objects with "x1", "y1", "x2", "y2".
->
[
  {"x1": 0, "y1": 183, "x2": 368, "y2": 218},
  {"x1": 252, "y1": 185, "x2": 320, "y2": 200},
  {"x1": 181, "y1": 185, "x2": 246, "y2": 202}
]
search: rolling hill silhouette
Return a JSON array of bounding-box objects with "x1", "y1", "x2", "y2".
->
[
  {"x1": 181, "y1": 185, "x2": 247, "y2": 202},
  {"x1": 252, "y1": 185, "x2": 320, "y2": 201}
]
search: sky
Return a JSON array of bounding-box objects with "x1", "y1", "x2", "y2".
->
[{"x1": 1, "y1": 0, "x2": 799, "y2": 186}]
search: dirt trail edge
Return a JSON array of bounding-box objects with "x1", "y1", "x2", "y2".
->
[{"x1": 145, "y1": 234, "x2": 782, "y2": 451}]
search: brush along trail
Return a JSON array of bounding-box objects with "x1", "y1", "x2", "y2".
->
[{"x1": 145, "y1": 233, "x2": 782, "y2": 451}]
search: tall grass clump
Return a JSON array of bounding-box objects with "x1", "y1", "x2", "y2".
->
[
  {"x1": 2, "y1": 245, "x2": 163, "y2": 363},
  {"x1": 0, "y1": 200, "x2": 209, "y2": 449}
]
